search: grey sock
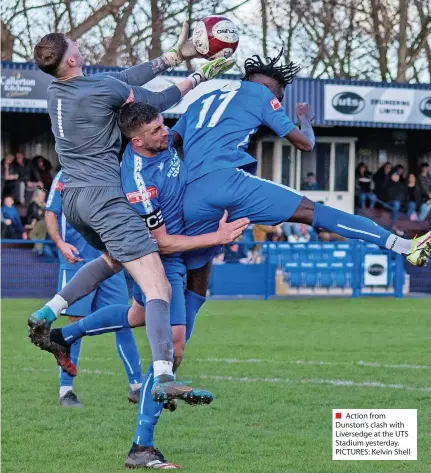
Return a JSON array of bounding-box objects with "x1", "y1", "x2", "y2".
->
[
  {"x1": 59, "y1": 256, "x2": 116, "y2": 306},
  {"x1": 145, "y1": 299, "x2": 173, "y2": 362}
]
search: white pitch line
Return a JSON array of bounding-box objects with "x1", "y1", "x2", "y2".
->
[
  {"x1": 199, "y1": 375, "x2": 431, "y2": 393},
  {"x1": 21, "y1": 357, "x2": 430, "y2": 371},
  {"x1": 195, "y1": 358, "x2": 430, "y2": 370},
  {"x1": 21, "y1": 368, "x2": 431, "y2": 392}
]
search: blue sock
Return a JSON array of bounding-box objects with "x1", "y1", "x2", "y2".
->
[
  {"x1": 60, "y1": 338, "x2": 82, "y2": 389},
  {"x1": 62, "y1": 305, "x2": 131, "y2": 345},
  {"x1": 134, "y1": 363, "x2": 163, "y2": 447},
  {"x1": 185, "y1": 290, "x2": 206, "y2": 342},
  {"x1": 312, "y1": 203, "x2": 391, "y2": 247},
  {"x1": 115, "y1": 328, "x2": 142, "y2": 386}
]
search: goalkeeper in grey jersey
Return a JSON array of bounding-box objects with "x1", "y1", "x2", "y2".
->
[{"x1": 28, "y1": 24, "x2": 234, "y2": 404}]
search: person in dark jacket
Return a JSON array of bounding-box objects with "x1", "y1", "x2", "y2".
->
[
  {"x1": 382, "y1": 171, "x2": 406, "y2": 222},
  {"x1": 394, "y1": 164, "x2": 406, "y2": 184},
  {"x1": 1, "y1": 196, "x2": 28, "y2": 239},
  {"x1": 355, "y1": 162, "x2": 376, "y2": 208},
  {"x1": 10, "y1": 153, "x2": 42, "y2": 203},
  {"x1": 373, "y1": 161, "x2": 392, "y2": 200},
  {"x1": 1, "y1": 154, "x2": 21, "y2": 202},
  {"x1": 405, "y1": 173, "x2": 430, "y2": 221},
  {"x1": 32, "y1": 156, "x2": 53, "y2": 191}
]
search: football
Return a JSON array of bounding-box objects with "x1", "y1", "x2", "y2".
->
[{"x1": 192, "y1": 16, "x2": 239, "y2": 60}]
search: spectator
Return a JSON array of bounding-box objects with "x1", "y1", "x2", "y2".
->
[
  {"x1": 11, "y1": 152, "x2": 42, "y2": 203},
  {"x1": 405, "y1": 173, "x2": 430, "y2": 221},
  {"x1": 224, "y1": 242, "x2": 247, "y2": 264},
  {"x1": 1, "y1": 154, "x2": 21, "y2": 202},
  {"x1": 33, "y1": 156, "x2": 53, "y2": 191},
  {"x1": 394, "y1": 164, "x2": 406, "y2": 184},
  {"x1": 382, "y1": 171, "x2": 406, "y2": 223},
  {"x1": 1, "y1": 196, "x2": 27, "y2": 239},
  {"x1": 417, "y1": 162, "x2": 431, "y2": 199},
  {"x1": 302, "y1": 172, "x2": 321, "y2": 190},
  {"x1": 355, "y1": 162, "x2": 376, "y2": 209},
  {"x1": 27, "y1": 189, "x2": 46, "y2": 227},
  {"x1": 373, "y1": 161, "x2": 392, "y2": 200},
  {"x1": 282, "y1": 222, "x2": 313, "y2": 242}
]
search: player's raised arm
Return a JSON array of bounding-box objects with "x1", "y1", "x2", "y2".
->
[
  {"x1": 107, "y1": 22, "x2": 200, "y2": 86},
  {"x1": 152, "y1": 211, "x2": 250, "y2": 255},
  {"x1": 105, "y1": 57, "x2": 235, "y2": 112},
  {"x1": 284, "y1": 102, "x2": 315, "y2": 152}
]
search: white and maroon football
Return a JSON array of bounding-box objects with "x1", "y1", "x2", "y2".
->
[{"x1": 192, "y1": 16, "x2": 239, "y2": 60}]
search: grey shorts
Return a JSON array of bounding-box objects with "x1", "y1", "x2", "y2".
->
[{"x1": 62, "y1": 186, "x2": 158, "y2": 263}]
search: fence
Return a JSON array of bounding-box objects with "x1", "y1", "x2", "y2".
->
[{"x1": 1, "y1": 239, "x2": 407, "y2": 300}]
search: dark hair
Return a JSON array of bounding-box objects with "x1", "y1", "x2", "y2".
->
[
  {"x1": 307, "y1": 172, "x2": 315, "y2": 178},
  {"x1": 118, "y1": 103, "x2": 160, "y2": 138},
  {"x1": 419, "y1": 162, "x2": 429, "y2": 169},
  {"x1": 34, "y1": 33, "x2": 69, "y2": 77},
  {"x1": 242, "y1": 49, "x2": 300, "y2": 87}
]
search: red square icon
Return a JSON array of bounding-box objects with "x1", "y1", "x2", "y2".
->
[{"x1": 335, "y1": 413, "x2": 342, "y2": 419}]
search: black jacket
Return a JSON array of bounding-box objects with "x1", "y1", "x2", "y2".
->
[
  {"x1": 405, "y1": 184, "x2": 429, "y2": 212},
  {"x1": 382, "y1": 180, "x2": 406, "y2": 203}
]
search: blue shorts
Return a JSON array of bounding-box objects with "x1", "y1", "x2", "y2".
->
[
  {"x1": 183, "y1": 167, "x2": 304, "y2": 269},
  {"x1": 132, "y1": 265, "x2": 186, "y2": 326},
  {"x1": 57, "y1": 267, "x2": 129, "y2": 317}
]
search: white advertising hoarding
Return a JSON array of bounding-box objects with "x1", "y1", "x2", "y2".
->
[{"x1": 324, "y1": 84, "x2": 431, "y2": 125}]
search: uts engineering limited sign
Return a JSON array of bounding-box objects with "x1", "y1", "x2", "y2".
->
[{"x1": 324, "y1": 84, "x2": 431, "y2": 126}]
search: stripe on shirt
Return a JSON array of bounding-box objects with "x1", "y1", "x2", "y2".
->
[{"x1": 133, "y1": 154, "x2": 154, "y2": 214}]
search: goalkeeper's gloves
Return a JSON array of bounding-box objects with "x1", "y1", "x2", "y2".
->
[
  {"x1": 163, "y1": 21, "x2": 198, "y2": 67},
  {"x1": 188, "y1": 57, "x2": 235, "y2": 89}
]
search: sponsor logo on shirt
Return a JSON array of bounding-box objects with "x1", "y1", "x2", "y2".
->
[
  {"x1": 270, "y1": 97, "x2": 282, "y2": 111},
  {"x1": 56, "y1": 181, "x2": 64, "y2": 191},
  {"x1": 126, "y1": 186, "x2": 158, "y2": 203}
]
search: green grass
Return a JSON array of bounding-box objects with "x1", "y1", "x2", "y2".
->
[{"x1": 2, "y1": 298, "x2": 430, "y2": 473}]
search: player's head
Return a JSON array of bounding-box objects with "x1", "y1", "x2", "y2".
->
[
  {"x1": 34, "y1": 33, "x2": 84, "y2": 78},
  {"x1": 242, "y1": 49, "x2": 300, "y2": 102},
  {"x1": 119, "y1": 102, "x2": 169, "y2": 155}
]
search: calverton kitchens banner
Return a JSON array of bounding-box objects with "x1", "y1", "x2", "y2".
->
[
  {"x1": 324, "y1": 84, "x2": 431, "y2": 126},
  {"x1": 1, "y1": 67, "x2": 52, "y2": 110}
]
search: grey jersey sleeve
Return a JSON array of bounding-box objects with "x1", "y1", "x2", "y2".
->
[
  {"x1": 99, "y1": 59, "x2": 167, "y2": 86},
  {"x1": 102, "y1": 76, "x2": 181, "y2": 112}
]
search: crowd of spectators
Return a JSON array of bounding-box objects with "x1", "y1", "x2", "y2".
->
[
  {"x1": 355, "y1": 161, "x2": 431, "y2": 223},
  {"x1": 1, "y1": 152, "x2": 51, "y2": 240}
]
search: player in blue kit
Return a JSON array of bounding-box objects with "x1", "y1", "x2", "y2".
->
[
  {"x1": 173, "y1": 51, "x2": 431, "y2": 296},
  {"x1": 47, "y1": 102, "x2": 248, "y2": 468},
  {"x1": 45, "y1": 171, "x2": 142, "y2": 407}
]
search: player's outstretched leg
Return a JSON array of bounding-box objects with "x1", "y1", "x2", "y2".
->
[
  {"x1": 293, "y1": 199, "x2": 431, "y2": 266},
  {"x1": 28, "y1": 255, "x2": 122, "y2": 352},
  {"x1": 124, "y1": 253, "x2": 212, "y2": 403}
]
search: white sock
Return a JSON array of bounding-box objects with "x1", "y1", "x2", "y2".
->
[
  {"x1": 385, "y1": 235, "x2": 412, "y2": 255},
  {"x1": 59, "y1": 386, "x2": 72, "y2": 397},
  {"x1": 153, "y1": 360, "x2": 173, "y2": 378},
  {"x1": 46, "y1": 295, "x2": 68, "y2": 317},
  {"x1": 130, "y1": 382, "x2": 142, "y2": 391}
]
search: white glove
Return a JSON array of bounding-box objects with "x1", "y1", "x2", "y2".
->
[
  {"x1": 162, "y1": 22, "x2": 199, "y2": 68},
  {"x1": 188, "y1": 57, "x2": 235, "y2": 89}
]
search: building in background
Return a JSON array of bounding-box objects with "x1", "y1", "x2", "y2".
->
[{"x1": 2, "y1": 61, "x2": 431, "y2": 214}]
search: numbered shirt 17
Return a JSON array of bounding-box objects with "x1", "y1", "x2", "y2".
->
[{"x1": 173, "y1": 80, "x2": 295, "y2": 184}]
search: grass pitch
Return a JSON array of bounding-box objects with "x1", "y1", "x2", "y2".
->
[{"x1": 2, "y1": 298, "x2": 430, "y2": 473}]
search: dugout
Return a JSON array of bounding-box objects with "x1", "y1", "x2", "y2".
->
[{"x1": 2, "y1": 61, "x2": 431, "y2": 214}]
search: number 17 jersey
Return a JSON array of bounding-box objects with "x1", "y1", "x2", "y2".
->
[{"x1": 173, "y1": 80, "x2": 295, "y2": 184}]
